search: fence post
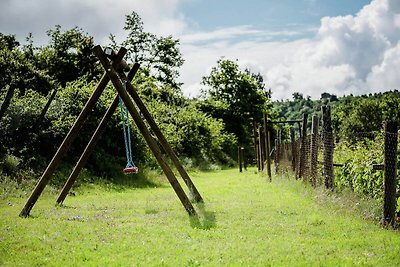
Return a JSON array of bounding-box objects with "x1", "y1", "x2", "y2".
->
[
  {"x1": 241, "y1": 147, "x2": 246, "y2": 171},
  {"x1": 253, "y1": 123, "x2": 260, "y2": 170},
  {"x1": 264, "y1": 114, "x2": 272, "y2": 180},
  {"x1": 322, "y1": 106, "x2": 334, "y2": 189},
  {"x1": 299, "y1": 113, "x2": 308, "y2": 180},
  {"x1": 310, "y1": 115, "x2": 319, "y2": 187},
  {"x1": 258, "y1": 126, "x2": 265, "y2": 171},
  {"x1": 238, "y1": 146, "x2": 243, "y2": 172},
  {"x1": 290, "y1": 127, "x2": 296, "y2": 173},
  {"x1": 383, "y1": 121, "x2": 398, "y2": 226}
]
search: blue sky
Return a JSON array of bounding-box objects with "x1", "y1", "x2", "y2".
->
[
  {"x1": 1, "y1": 0, "x2": 399, "y2": 100},
  {"x1": 180, "y1": 0, "x2": 371, "y2": 39}
]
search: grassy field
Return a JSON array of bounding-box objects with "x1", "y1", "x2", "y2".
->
[{"x1": 1, "y1": 168, "x2": 400, "y2": 266}]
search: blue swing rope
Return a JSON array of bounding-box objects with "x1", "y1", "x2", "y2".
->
[{"x1": 119, "y1": 80, "x2": 137, "y2": 171}]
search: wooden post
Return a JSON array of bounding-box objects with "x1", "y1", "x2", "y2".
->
[
  {"x1": 254, "y1": 124, "x2": 260, "y2": 170},
  {"x1": 264, "y1": 114, "x2": 272, "y2": 180},
  {"x1": 290, "y1": 127, "x2": 296, "y2": 173},
  {"x1": 383, "y1": 121, "x2": 398, "y2": 226},
  {"x1": 310, "y1": 115, "x2": 319, "y2": 187},
  {"x1": 299, "y1": 113, "x2": 308, "y2": 180},
  {"x1": 258, "y1": 126, "x2": 264, "y2": 171},
  {"x1": 322, "y1": 106, "x2": 334, "y2": 189},
  {"x1": 120, "y1": 72, "x2": 203, "y2": 203},
  {"x1": 238, "y1": 146, "x2": 243, "y2": 173},
  {"x1": 94, "y1": 46, "x2": 196, "y2": 216},
  {"x1": 0, "y1": 83, "x2": 15, "y2": 121},
  {"x1": 19, "y1": 48, "x2": 127, "y2": 218},
  {"x1": 56, "y1": 64, "x2": 140, "y2": 204},
  {"x1": 241, "y1": 147, "x2": 246, "y2": 170},
  {"x1": 34, "y1": 88, "x2": 58, "y2": 130}
]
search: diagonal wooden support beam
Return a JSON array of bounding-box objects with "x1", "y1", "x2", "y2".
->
[
  {"x1": 19, "y1": 48, "x2": 127, "y2": 218},
  {"x1": 118, "y1": 71, "x2": 204, "y2": 203},
  {"x1": 93, "y1": 45, "x2": 197, "y2": 216},
  {"x1": 56, "y1": 63, "x2": 140, "y2": 205}
]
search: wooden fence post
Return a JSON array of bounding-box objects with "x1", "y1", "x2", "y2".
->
[
  {"x1": 322, "y1": 106, "x2": 334, "y2": 189},
  {"x1": 238, "y1": 146, "x2": 243, "y2": 173},
  {"x1": 290, "y1": 127, "x2": 296, "y2": 172},
  {"x1": 241, "y1": 147, "x2": 246, "y2": 171},
  {"x1": 383, "y1": 121, "x2": 398, "y2": 226},
  {"x1": 310, "y1": 115, "x2": 319, "y2": 187},
  {"x1": 258, "y1": 126, "x2": 264, "y2": 171},
  {"x1": 299, "y1": 113, "x2": 308, "y2": 180},
  {"x1": 264, "y1": 114, "x2": 272, "y2": 180},
  {"x1": 253, "y1": 123, "x2": 260, "y2": 170}
]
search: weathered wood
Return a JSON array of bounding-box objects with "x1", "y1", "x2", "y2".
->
[
  {"x1": 254, "y1": 124, "x2": 260, "y2": 171},
  {"x1": 310, "y1": 115, "x2": 319, "y2": 187},
  {"x1": 238, "y1": 146, "x2": 243, "y2": 173},
  {"x1": 299, "y1": 113, "x2": 308, "y2": 180},
  {"x1": 264, "y1": 114, "x2": 272, "y2": 180},
  {"x1": 258, "y1": 126, "x2": 264, "y2": 171},
  {"x1": 56, "y1": 64, "x2": 140, "y2": 205},
  {"x1": 290, "y1": 127, "x2": 296, "y2": 172},
  {"x1": 93, "y1": 46, "x2": 196, "y2": 216},
  {"x1": 0, "y1": 83, "x2": 15, "y2": 121},
  {"x1": 322, "y1": 106, "x2": 334, "y2": 189},
  {"x1": 383, "y1": 121, "x2": 398, "y2": 226},
  {"x1": 19, "y1": 48, "x2": 127, "y2": 218},
  {"x1": 119, "y1": 71, "x2": 203, "y2": 203},
  {"x1": 34, "y1": 88, "x2": 58, "y2": 129}
]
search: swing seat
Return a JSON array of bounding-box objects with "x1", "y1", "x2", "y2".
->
[{"x1": 123, "y1": 166, "x2": 139, "y2": 174}]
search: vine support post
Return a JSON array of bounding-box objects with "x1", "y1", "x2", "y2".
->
[
  {"x1": 310, "y1": 115, "x2": 319, "y2": 187},
  {"x1": 299, "y1": 113, "x2": 308, "y2": 181},
  {"x1": 322, "y1": 106, "x2": 334, "y2": 189},
  {"x1": 383, "y1": 121, "x2": 398, "y2": 226}
]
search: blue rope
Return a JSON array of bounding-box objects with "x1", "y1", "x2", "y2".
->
[{"x1": 119, "y1": 80, "x2": 136, "y2": 169}]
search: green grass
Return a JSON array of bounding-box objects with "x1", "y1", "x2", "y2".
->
[{"x1": 1, "y1": 168, "x2": 400, "y2": 266}]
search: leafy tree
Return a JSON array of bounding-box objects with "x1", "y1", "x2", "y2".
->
[
  {"x1": 118, "y1": 11, "x2": 184, "y2": 89},
  {"x1": 200, "y1": 58, "x2": 271, "y2": 149}
]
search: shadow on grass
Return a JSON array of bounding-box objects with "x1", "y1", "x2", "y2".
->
[{"x1": 189, "y1": 202, "x2": 216, "y2": 230}]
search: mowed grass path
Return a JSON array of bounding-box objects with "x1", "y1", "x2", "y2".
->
[{"x1": 1, "y1": 168, "x2": 400, "y2": 266}]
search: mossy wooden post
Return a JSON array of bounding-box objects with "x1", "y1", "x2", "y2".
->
[
  {"x1": 56, "y1": 64, "x2": 140, "y2": 205},
  {"x1": 290, "y1": 127, "x2": 296, "y2": 173},
  {"x1": 264, "y1": 114, "x2": 272, "y2": 180},
  {"x1": 0, "y1": 83, "x2": 15, "y2": 121},
  {"x1": 322, "y1": 106, "x2": 334, "y2": 189},
  {"x1": 94, "y1": 46, "x2": 196, "y2": 216},
  {"x1": 310, "y1": 115, "x2": 319, "y2": 187},
  {"x1": 19, "y1": 48, "x2": 127, "y2": 218},
  {"x1": 238, "y1": 146, "x2": 243, "y2": 172},
  {"x1": 258, "y1": 125, "x2": 264, "y2": 171},
  {"x1": 383, "y1": 121, "x2": 398, "y2": 226},
  {"x1": 299, "y1": 113, "x2": 308, "y2": 181}
]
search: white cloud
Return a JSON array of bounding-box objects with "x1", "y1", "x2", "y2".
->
[
  {"x1": 265, "y1": 0, "x2": 400, "y2": 99},
  {"x1": 0, "y1": 0, "x2": 186, "y2": 45}
]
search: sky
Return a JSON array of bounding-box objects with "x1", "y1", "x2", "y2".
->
[{"x1": 1, "y1": 0, "x2": 399, "y2": 100}]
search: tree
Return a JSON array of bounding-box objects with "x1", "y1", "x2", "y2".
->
[
  {"x1": 201, "y1": 58, "x2": 271, "y2": 147},
  {"x1": 119, "y1": 11, "x2": 184, "y2": 90}
]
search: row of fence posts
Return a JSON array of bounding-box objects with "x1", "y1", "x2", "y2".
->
[{"x1": 240, "y1": 105, "x2": 399, "y2": 226}]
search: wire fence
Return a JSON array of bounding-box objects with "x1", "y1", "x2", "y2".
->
[{"x1": 258, "y1": 106, "x2": 399, "y2": 226}]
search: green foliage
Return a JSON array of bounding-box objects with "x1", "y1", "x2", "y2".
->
[
  {"x1": 201, "y1": 58, "x2": 271, "y2": 152},
  {"x1": 334, "y1": 136, "x2": 385, "y2": 199},
  {"x1": 119, "y1": 11, "x2": 184, "y2": 89}
]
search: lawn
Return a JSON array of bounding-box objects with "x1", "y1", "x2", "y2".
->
[{"x1": 1, "y1": 168, "x2": 400, "y2": 266}]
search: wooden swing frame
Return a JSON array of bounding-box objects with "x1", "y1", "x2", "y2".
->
[{"x1": 19, "y1": 46, "x2": 203, "y2": 217}]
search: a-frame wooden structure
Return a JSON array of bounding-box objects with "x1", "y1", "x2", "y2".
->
[{"x1": 20, "y1": 46, "x2": 203, "y2": 217}]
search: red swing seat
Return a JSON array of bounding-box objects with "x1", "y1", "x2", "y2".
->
[{"x1": 123, "y1": 166, "x2": 139, "y2": 174}]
